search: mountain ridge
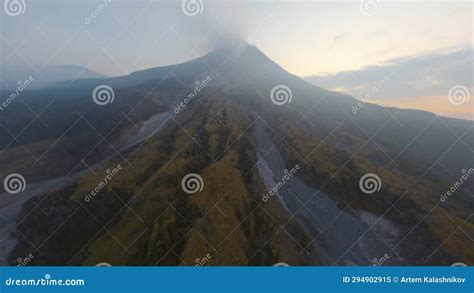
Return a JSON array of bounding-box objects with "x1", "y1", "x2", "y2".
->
[
  {"x1": 0, "y1": 64, "x2": 106, "y2": 90},
  {"x1": 1, "y1": 44, "x2": 472, "y2": 266}
]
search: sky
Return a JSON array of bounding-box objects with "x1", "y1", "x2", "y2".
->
[
  {"x1": 305, "y1": 47, "x2": 474, "y2": 120},
  {"x1": 0, "y1": 0, "x2": 473, "y2": 119}
]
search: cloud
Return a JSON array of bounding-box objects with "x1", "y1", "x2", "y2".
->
[
  {"x1": 333, "y1": 32, "x2": 351, "y2": 44},
  {"x1": 305, "y1": 47, "x2": 474, "y2": 119},
  {"x1": 304, "y1": 47, "x2": 473, "y2": 119}
]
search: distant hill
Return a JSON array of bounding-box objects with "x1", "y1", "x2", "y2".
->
[{"x1": 0, "y1": 64, "x2": 106, "y2": 90}]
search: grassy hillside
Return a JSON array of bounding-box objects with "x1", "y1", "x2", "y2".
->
[
  {"x1": 8, "y1": 90, "x2": 323, "y2": 266},
  {"x1": 4, "y1": 45, "x2": 472, "y2": 266}
]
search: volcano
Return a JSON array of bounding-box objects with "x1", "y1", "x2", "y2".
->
[{"x1": 1, "y1": 43, "x2": 473, "y2": 266}]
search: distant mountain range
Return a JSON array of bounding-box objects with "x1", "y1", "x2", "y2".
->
[
  {"x1": 0, "y1": 43, "x2": 472, "y2": 266},
  {"x1": 0, "y1": 64, "x2": 106, "y2": 90}
]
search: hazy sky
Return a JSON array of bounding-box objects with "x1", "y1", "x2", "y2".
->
[
  {"x1": 1, "y1": 0, "x2": 472, "y2": 119},
  {"x1": 306, "y1": 47, "x2": 473, "y2": 120}
]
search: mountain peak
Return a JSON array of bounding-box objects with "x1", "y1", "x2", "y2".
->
[{"x1": 204, "y1": 42, "x2": 276, "y2": 70}]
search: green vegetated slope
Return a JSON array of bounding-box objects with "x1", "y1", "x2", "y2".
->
[
  {"x1": 0, "y1": 78, "x2": 183, "y2": 182},
  {"x1": 9, "y1": 88, "x2": 322, "y2": 266},
  {"x1": 4, "y1": 44, "x2": 473, "y2": 266},
  {"x1": 252, "y1": 87, "x2": 474, "y2": 265}
]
